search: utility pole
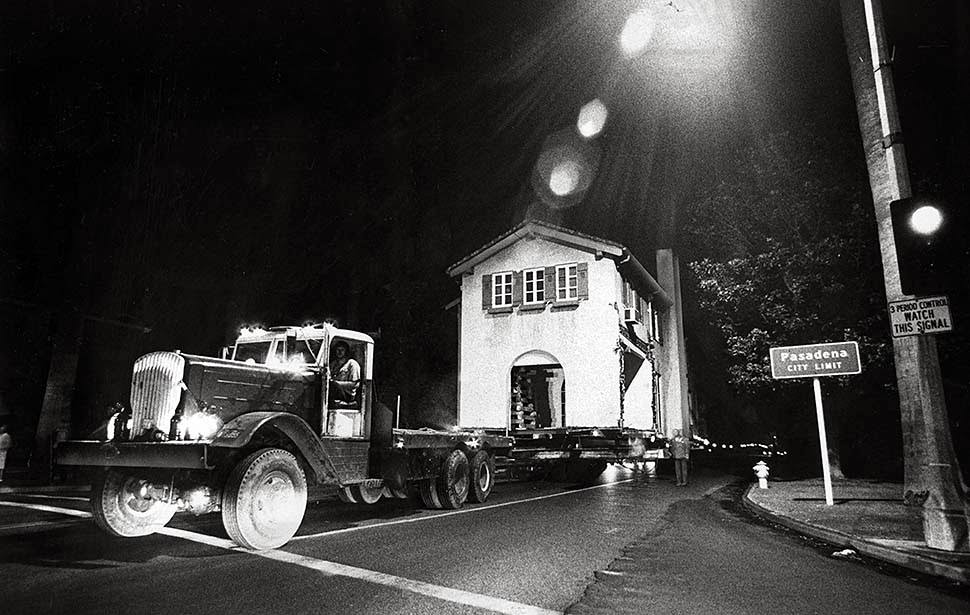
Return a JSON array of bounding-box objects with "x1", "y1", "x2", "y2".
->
[{"x1": 839, "y1": 0, "x2": 968, "y2": 550}]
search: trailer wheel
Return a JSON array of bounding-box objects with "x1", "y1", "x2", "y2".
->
[
  {"x1": 467, "y1": 450, "x2": 495, "y2": 503},
  {"x1": 337, "y1": 486, "x2": 357, "y2": 504},
  {"x1": 222, "y1": 448, "x2": 307, "y2": 550},
  {"x1": 418, "y1": 478, "x2": 442, "y2": 509},
  {"x1": 92, "y1": 470, "x2": 176, "y2": 537},
  {"x1": 435, "y1": 449, "x2": 470, "y2": 509}
]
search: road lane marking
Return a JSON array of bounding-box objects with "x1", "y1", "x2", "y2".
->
[
  {"x1": 292, "y1": 478, "x2": 636, "y2": 541},
  {"x1": 9, "y1": 494, "x2": 90, "y2": 502},
  {"x1": 159, "y1": 527, "x2": 559, "y2": 614},
  {"x1": 0, "y1": 520, "x2": 80, "y2": 533},
  {"x1": 0, "y1": 500, "x2": 92, "y2": 518},
  {"x1": 4, "y1": 499, "x2": 562, "y2": 614},
  {"x1": 253, "y1": 549, "x2": 560, "y2": 615}
]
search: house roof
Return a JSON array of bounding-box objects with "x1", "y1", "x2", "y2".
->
[{"x1": 446, "y1": 219, "x2": 672, "y2": 307}]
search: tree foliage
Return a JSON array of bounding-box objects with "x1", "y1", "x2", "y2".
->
[{"x1": 683, "y1": 129, "x2": 900, "y2": 474}]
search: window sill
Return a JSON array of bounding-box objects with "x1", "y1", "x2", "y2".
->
[
  {"x1": 550, "y1": 300, "x2": 580, "y2": 311},
  {"x1": 486, "y1": 306, "x2": 514, "y2": 315},
  {"x1": 518, "y1": 303, "x2": 546, "y2": 312}
]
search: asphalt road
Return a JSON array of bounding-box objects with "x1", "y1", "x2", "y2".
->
[{"x1": 2, "y1": 468, "x2": 968, "y2": 614}]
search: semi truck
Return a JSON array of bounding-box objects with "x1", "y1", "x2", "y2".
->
[{"x1": 56, "y1": 323, "x2": 662, "y2": 550}]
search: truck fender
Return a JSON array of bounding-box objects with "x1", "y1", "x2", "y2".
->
[{"x1": 210, "y1": 412, "x2": 339, "y2": 484}]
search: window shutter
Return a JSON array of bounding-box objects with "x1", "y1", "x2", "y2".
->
[
  {"x1": 512, "y1": 271, "x2": 523, "y2": 306},
  {"x1": 482, "y1": 274, "x2": 492, "y2": 309},
  {"x1": 577, "y1": 262, "x2": 589, "y2": 300},
  {"x1": 544, "y1": 266, "x2": 556, "y2": 302}
]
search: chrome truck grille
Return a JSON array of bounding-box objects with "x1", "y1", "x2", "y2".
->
[{"x1": 130, "y1": 351, "x2": 186, "y2": 438}]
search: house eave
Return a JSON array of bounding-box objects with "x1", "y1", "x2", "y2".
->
[
  {"x1": 446, "y1": 220, "x2": 624, "y2": 278},
  {"x1": 613, "y1": 250, "x2": 673, "y2": 309}
]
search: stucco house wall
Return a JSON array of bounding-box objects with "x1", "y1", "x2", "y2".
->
[{"x1": 457, "y1": 237, "x2": 621, "y2": 428}]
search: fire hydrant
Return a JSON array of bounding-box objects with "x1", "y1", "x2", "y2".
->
[{"x1": 753, "y1": 460, "x2": 769, "y2": 489}]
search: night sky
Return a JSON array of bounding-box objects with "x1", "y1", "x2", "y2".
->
[{"x1": 1, "y1": 1, "x2": 967, "y2": 448}]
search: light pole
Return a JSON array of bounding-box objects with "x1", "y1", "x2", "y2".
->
[{"x1": 840, "y1": 0, "x2": 968, "y2": 550}]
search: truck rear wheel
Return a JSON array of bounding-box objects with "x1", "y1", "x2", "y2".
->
[
  {"x1": 92, "y1": 469, "x2": 176, "y2": 537},
  {"x1": 350, "y1": 483, "x2": 383, "y2": 504},
  {"x1": 435, "y1": 449, "x2": 470, "y2": 509},
  {"x1": 467, "y1": 450, "x2": 495, "y2": 503},
  {"x1": 222, "y1": 448, "x2": 307, "y2": 550}
]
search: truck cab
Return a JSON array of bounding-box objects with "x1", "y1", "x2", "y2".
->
[{"x1": 230, "y1": 324, "x2": 374, "y2": 439}]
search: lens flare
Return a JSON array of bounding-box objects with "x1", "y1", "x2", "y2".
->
[
  {"x1": 620, "y1": 10, "x2": 656, "y2": 58},
  {"x1": 577, "y1": 99, "x2": 608, "y2": 138},
  {"x1": 549, "y1": 160, "x2": 581, "y2": 196}
]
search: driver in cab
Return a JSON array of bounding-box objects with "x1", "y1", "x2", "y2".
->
[{"x1": 328, "y1": 341, "x2": 361, "y2": 407}]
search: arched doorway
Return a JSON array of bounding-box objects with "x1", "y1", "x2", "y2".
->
[{"x1": 511, "y1": 350, "x2": 565, "y2": 430}]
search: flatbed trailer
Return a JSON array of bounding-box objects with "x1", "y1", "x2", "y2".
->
[{"x1": 490, "y1": 426, "x2": 666, "y2": 482}]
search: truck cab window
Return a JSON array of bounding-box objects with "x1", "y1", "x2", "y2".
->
[{"x1": 234, "y1": 341, "x2": 272, "y2": 364}]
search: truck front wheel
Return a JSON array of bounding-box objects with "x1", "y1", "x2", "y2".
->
[
  {"x1": 92, "y1": 469, "x2": 176, "y2": 537},
  {"x1": 467, "y1": 450, "x2": 495, "y2": 503},
  {"x1": 222, "y1": 448, "x2": 307, "y2": 550}
]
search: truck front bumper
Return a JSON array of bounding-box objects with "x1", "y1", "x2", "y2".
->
[{"x1": 56, "y1": 440, "x2": 214, "y2": 470}]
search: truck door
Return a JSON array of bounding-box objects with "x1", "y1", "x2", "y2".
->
[{"x1": 324, "y1": 337, "x2": 370, "y2": 439}]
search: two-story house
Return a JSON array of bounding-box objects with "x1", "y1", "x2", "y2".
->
[{"x1": 446, "y1": 220, "x2": 691, "y2": 438}]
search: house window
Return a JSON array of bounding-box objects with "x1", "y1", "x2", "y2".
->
[
  {"x1": 556, "y1": 264, "x2": 578, "y2": 301},
  {"x1": 523, "y1": 268, "x2": 545, "y2": 304},
  {"x1": 492, "y1": 272, "x2": 514, "y2": 308}
]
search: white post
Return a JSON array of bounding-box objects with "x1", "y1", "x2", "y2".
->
[
  {"x1": 813, "y1": 378, "x2": 835, "y2": 506},
  {"x1": 395, "y1": 395, "x2": 401, "y2": 429}
]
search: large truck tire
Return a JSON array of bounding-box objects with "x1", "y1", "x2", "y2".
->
[
  {"x1": 467, "y1": 450, "x2": 495, "y2": 503},
  {"x1": 418, "y1": 478, "x2": 442, "y2": 509},
  {"x1": 92, "y1": 469, "x2": 176, "y2": 537},
  {"x1": 435, "y1": 449, "x2": 470, "y2": 509},
  {"x1": 350, "y1": 483, "x2": 383, "y2": 504},
  {"x1": 222, "y1": 448, "x2": 307, "y2": 550}
]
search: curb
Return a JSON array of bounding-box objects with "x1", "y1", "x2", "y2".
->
[{"x1": 741, "y1": 484, "x2": 970, "y2": 585}]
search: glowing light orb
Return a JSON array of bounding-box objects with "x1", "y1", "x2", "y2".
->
[
  {"x1": 549, "y1": 160, "x2": 581, "y2": 196},
  {"x1": 910, "y1": 205, "x2": 943, "y2": 235},
  {"x1": 620, "y1": 10, "x2": 656, "y2": 58},
  {"x1": 577, "y1": 99, "x2": 608, "y2": 138}
]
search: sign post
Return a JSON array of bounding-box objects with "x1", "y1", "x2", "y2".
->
[
  {"x1": 770, "y1": 341, "x2": 861, "y2": 506},
  {"x1": 812, "y1": 378, "x2": 834, "y2": 506}
]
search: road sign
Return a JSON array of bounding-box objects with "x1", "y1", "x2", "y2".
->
[
  {"x1": 769, "y1": 341, "x2": 861, "y2": 380},
  {"x1": 888, "y1": 295, "x2": 953, "y2": 338},
  {"x1": 768, "y1": 341, "x2": 861, "y2": 507}
]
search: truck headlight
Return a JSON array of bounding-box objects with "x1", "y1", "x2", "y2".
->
[{"x1": 185, "y1": 412, "x2": 223, "y2": 440}]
